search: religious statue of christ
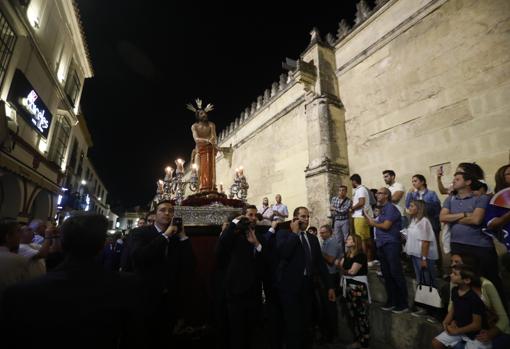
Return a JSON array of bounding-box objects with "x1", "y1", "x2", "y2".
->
[{"x1": 188, "y1": 99, "x2": 218, "y2": 192}]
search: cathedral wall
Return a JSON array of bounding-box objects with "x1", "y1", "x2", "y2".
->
[
  {"x1": 336, "y1": 0, "x2": 510, "y2": 192},
  {"x1": 216, "y1": 82, "x2": 309, "y2": 212}
]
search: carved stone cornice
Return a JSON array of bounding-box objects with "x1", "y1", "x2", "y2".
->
[
  {"x1": 293, "y1": 59, "x2": 317, "y2": 93},
  {"x1": 304, "y1": 156, "x2": 349, "y2": 178}
]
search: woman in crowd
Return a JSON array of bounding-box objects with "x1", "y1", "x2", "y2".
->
[
  {"x1": 405, "y1": 174, "x2": 441, "y2": 233},
  {"x1": 339, "y1": 234, "x2": 370, "y2": 349},
  {"x1": 450, "y1": 253, "x2": 510, "y2": 349},
  {"x1": 404, "y1": 200, "x2": 439, "y2": 318},
  {"x1": 486, "y1": 164, "x2": 510, "y2": 251}
]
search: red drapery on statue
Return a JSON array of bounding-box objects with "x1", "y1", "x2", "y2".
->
[{"x1": 197, "y1": 142, "x2": 216, "y2": 192}]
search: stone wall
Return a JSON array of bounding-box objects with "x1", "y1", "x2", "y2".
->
[
  {"x1": 336, "y1": 0, "x2": 510, "y2": 192},
  {"x1": 216, "y1": 80, "x2": 311, "y2": 215},
  {"x1": 215, "y1": 0, "x2": 510, "y2": 221}
]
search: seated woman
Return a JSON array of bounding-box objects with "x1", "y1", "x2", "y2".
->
[
  {"x1": 339, "y1": 234, "x2": 370, "y2": 349},
  {"x1": 450, "y1": 253, "x2": 510, "y2": 349}
]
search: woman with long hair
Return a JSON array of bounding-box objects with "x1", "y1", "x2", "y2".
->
[
  {"x1": 340, "y1": 234, "x2": 370, "y2": 349},
  {"x1": 487, "y1": 164, "x2": 510, "y2": 235},
  {"x1": 404, "y1": 200, "x2": 439, "y2": 318},
  {"x1": 405, "y1": 174, "x2": 441, "y2": 233},
  {"x1": 437, "y1": 162, "x2": 485, "y2": 195}
]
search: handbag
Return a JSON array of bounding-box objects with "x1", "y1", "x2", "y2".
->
[
  {"x1": 414, "y1": 268, "x2": 442, "y2": 308},
  {"x1": 491, "y1": 234, "x2": 508, "y2": 257}
]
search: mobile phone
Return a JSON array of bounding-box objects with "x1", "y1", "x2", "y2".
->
[{"x1": 172, "y1": 217, "x2": 183, "y2": 232}]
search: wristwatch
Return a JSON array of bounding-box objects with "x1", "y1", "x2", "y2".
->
[{"x1": 421, "y1": 256, "x2": 427, "y2": 261}]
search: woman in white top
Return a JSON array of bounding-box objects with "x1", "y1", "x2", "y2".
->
[{"x1": 404, "y1": 200, "x2": 439, "y2": 287}]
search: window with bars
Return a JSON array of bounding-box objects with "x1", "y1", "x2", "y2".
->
[
  {"x1": 0, "y1": 11, "x2": 16, "y2": 89},
  {"x1": 49, "y1": 116, "x2": 71, "y2": 168},
  {"x1": 64, "y1": 65, "x2": 81, "y2": 107}
]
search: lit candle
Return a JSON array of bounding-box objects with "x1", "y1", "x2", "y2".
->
[
  {"x1": 235, "y1": 168, "x2": 239, "y2": 177},
  {"x1": 238, "y1": 166, "x2": 244, "y2": 176},
  {"x1": 175, "y1": 159, "x2": 185, "y2": 173},
  {"x1": 164, "y1": 166, "x2": 174, "y2": 180},
  {"x1": 157, "y1": 179, "x2": 164, "y2": 193},
  {"x1": 192, "y1": 163, "x2": 198, "y2": 173}
]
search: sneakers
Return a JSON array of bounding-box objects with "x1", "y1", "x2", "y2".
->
[
  {"x1": 381, "y1": 305, "x2": 395, "y2": 311},
  {"x1": 367, "y1": 260, "x2": 380, "y2": 268},
  {"x1": 411, "y1": 308, "x2": 428, "y2": 317},
  {"x1": 391, "y1": 307, "x2": 409, "y2": 314},
  {"x1": 426, "y1": 317, "x2": 439, "y2": 324}
]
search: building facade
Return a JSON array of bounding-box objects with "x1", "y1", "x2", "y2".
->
[
  {"x1": 216, "y1": 0, "x2": 510, "y2": 226},
  {"x1": 0, "y1": 0, "x2": 103, "y2": 223}
]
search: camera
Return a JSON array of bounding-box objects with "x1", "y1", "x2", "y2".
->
[{"x1": 172, "y1": 217, "x2": 183, "y2": 232}]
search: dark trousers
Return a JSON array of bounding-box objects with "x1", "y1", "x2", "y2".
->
[
  {"x1": 227, "y1": 294, "x2": 261, "y2": 349},
  {"x1": 265, "y1": 288, "x2": 284, "y2": 349},
  {"x1": 319, "y1": 273, "x2": 339, "y2": 340},
  {"x1": 280, "y1": 277, "x2": 315, "y2": 349},
  {"x1": 451, "y1": 242, "x2": 507, "y2": 309},
  {"x1": 141, "y1": 291, "x2": 176, "y2": 348},
  {"x1": 378, "y1": 242, "x2": 408, "y2": 309}
]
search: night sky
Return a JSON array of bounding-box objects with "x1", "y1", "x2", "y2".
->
[{"x1": 77, "y1": 0, "x2": 363, "y2": 211}]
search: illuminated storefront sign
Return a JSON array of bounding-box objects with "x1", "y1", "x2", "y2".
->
[{"x1": 7, "y1": 69, "x2": 53, "y2": 138}]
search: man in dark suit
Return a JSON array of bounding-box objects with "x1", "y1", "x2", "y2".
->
[
  {"x1": 215, "y1": 205, "x2": 263, "y2": 349},
  {"x1": 276, "y1": 206, "x2": 336, "y2": 349},
  {"x1": 0, "y1": 213, "x2": 141, "y2": 349},
  {"x1": 130, "y1": 200, "x2": 195, "y2": 346}
]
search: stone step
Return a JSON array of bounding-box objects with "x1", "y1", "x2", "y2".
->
[
  {"x1": 328, "y1": 268, "x2": 445, "y2": 349},
  {"x1": 329, "y1": 262, "x2": 510, "y2": 349}
]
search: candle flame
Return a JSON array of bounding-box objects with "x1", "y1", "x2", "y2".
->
[{"x1": 165, "y1": 166, "x2": 173, "y2": 174}]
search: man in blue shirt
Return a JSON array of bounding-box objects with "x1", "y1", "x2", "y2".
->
[
  {"x1": 365, "y1": 187, "x2": 408, "y2": 313},
  {"x1": 440, "y1": 171, "x2": 505, "y2": 305},
  {"x1": 319, "y1": 225, "x2": 341, "y2": 342}
]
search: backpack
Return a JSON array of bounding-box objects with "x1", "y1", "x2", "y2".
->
[{"x1": 362, "y1": 185, "x2": 376, "y2": 206}]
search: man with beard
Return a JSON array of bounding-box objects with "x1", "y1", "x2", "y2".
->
[
  {"x1": 189, "y1": 98, "x2": 218, "y2": 192},
  {"x1": 258, "y1": 197, "x2": 273, "y2": 225}
]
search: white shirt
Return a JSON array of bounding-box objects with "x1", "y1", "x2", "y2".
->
[
  {"x1": 387, "y1": 182, "x2": 405, "y2": 215},
  {"x1": 271, "y1": 203, "x2": 288, "y2": 222},
  {"x1": 18, "y1": 243, "x2": 46, "y2": 277},
  {"x1": 404, "y1": 217, "x2": 438, "y2": 260},
  {"x1": 155, "y1": 222, "x2": 188, "y2": 241},
  {"x1": 352, "y1": 186, "x2": 372, "y2": 218},
  {"x1": 258, "y1": 205, "x2": 273, "y2": 222},
  {"x1": 300, "y1": 232, "x2": 312, "y2": 275},
  {"x1": 0, "y1": 247, "x2": 30, "y2": 299}
]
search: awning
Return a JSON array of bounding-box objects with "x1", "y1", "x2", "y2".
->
[{"x1": 0, "y1": 151, "x2": 60, "y2": 194}]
